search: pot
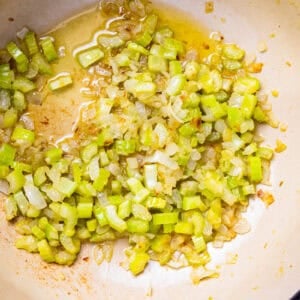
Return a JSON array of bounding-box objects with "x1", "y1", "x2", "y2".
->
[{"x1": 0, "y1": 0, "x2": 299, "y2": 299}]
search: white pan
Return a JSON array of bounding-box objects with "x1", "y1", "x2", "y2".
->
[{"x1": 0, "y1": 0, "x2": 299, "y2": 299}]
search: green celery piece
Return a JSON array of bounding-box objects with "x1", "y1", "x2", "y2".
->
[
  {"x1": 192, "y1": 236, "x2": 207, "y2": 253},
  {"x1": 148, "y1": 55, "x2": 167, "y2": 73},
  {"x1": 233, "y1": 76, "x2": 260, "y2": 95},
  {"x1": 146, "y1": 197, "x2": 166, "y2": 209},
  {"x1": 115, "y1": 139, "x2": 136, "y2": 156},
  {"x1": 45, "y1": 223, "x2": 59, "y2": 240},
  {"x1": 86, "y1": 219, "x2": 97, "y2": 232},
  {"x1": 241, "y1": 94, "x2": 257, "y2": 119},
  {"x1": 227, "y1": 107, "x2": 244, "y2": 132},
  {"x1": 248, "y1": 156, "x2": 263, "y2": 182},
  {"x1": 151, "y1": 234, "x2": 171, "y2": 253},
  {"x1": 135, "y1": 31, "x2": 152, "y2": 47},
  {"x1": 169, "y1": 60, "x2": 182, "y2": 76},
  {"x1": 15, "y1": 235, "x2": 38, "y2": 253},
  {"x1": 77, "y1": 48, "x2": 104, "y2": 68},
  {"x1": 48, "y1": 73, "x2": 73, "y2": 91},
  {"x1": 24, "y1": 31, "x2": 39, "y2": 56},
  {"x1": 40, "y1": 37, "x2": 58, "y2": 62},
  {"x1": 4, "y1": 196, "x2": 18, "y2": 220},
  {"x1": 6, "y1": 42, "x2": 29, "y2": 73},
  {"x1": 118, "y1": 200, "x2": 132, "y2": 219},
  {"x1": 60, "y1": 233, "x2": 81, "y2": 254},
  {"x1": 77, "y1": 203, "x2": 93, "y2": 219},
  {"x1": 14, "y1": 191, "x2": 29, "y2": 216},
  {"x1": 105, "y1": 205, "x2": 127, "y2": 233},
  {"x1": 129, "y1": 252, "x2": 150, "y2": 276},
  {"x1": 11, "y1": 126, "x2": 35, "y2": 143},
  {"x1": 127, "y1": 42, "x2": 149, "y2": 55},
  {"x1": 93, "y1": 168, "x2": 110, "y2": 192},
  {"x1": 98, "y1": 35, "x2": 125, "y2": 48},
  {"x1": 37, "y1": 239, "x2": 55, "y2": 262},
  {"x1": 32, "y1": 53, "x2": 53, "y2": 75},
  {"x1": 163, "y1": 37, "x2": 185, "y2": 55},
  {"x1": 13, "y1": 77, "x2": 36, "y2": 93},
  {"x1": 0, "y1": 143, "x2": 16, "y2": 165},
  {"x1": 152, "y1": 212, "x2": 179, "y2": 225},
  {"x1": 13, "y1": 91, "x2": 26, "y2": 111},
  {"x1": 81, "y1": 142, "x2": 98, "y2": 163},
  {"x1": 55, "y1": 251, "x2": 76, "y2": 266},
  {"x1": 182, "y1": 196, "x2": 206, "y2": 211},
  {"x1": 174, "y1": 221, "x2": 194, "y2": 235},
  {"x1": 127, "y1": 218, "x2": 149, "y2": 233},
  {"x1": 143, "y1": 14, "x2": 158, "y2": 35},
  {"x1": 222, "y1": 44, "x2": 245, "y2": 60},
  {"x1": 3, "y1": 108, "x2": 18, "y2": 128},
  {"x1": 45, "y1": 147, "x2": 63, "y2": 164},
  {"x1": 53, "y1": 177, "x2": 77, "y2": 197},
  {"x1": 7, "y1": 169, "x2": 25, "y2": 193},
  {"x1": 31, "y1": 225, "x2": 46, "y2": 240}
]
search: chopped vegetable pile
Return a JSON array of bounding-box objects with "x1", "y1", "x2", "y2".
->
[{"x1": 0, "y1": 0, "x2": 276, "y2": 276}]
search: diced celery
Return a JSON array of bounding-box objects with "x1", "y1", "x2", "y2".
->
[
  {"x1": 127, "y1": 218, "x2": 149, "y2": 233},
  {"x1": 93, "y1": 168, "x2": 110, "y2": 192},
  {"x1": 129, "y1": 252, "x2": 149, "y2": 276},
  {"x1": 192, "y1": 236, "x2": 206, "y2": 253},
  {"x1": 40, "y1": 37, "x2": 58, "y2": 62},
  {"x1": 248, "y1": 156, "x2": 263, "y2": 182},
  {"x1": 169, "y1": 60, "x2": 182, "y2": 76},
  {"x1": 77, "y1": 48, "x2": 104, "y2": 68},
  {"x1": 0, "y1": 143, "x2": 16, "y2": 166},
  {"x1": 166, "y1": 74, "x2": 186, "y2": 96},
  {"x1": 15, "y1": 235, "x2": 38, "y2": 253},
  {"x1": 164, "y1": 38, "x2": 185, "y2": 55},
  {"x1": 6, "y1": 42, "x2": 29, "y2": 73},
  {"x1": 241, "y1": 94, "x2": 257, "y2": 119},
  {"x1": 98, "y1": 35, "x2": 125, "y2": 48},
  {"x1": 11, "y1": 126, "x2": 35, "y2": 144},
  {"x1": 48, "y1": 73, "x2": 72, "y2": 91},
  {"x1": 45, "y1": 148, "x2": 63, "y2": 164},
  {"x1": 148, "y1": 55, "x2": 167, "y2": 73},
  {"x1": 127, "y1": 42, "x2": 149, "y2": 55},
  {"x1": 7, "y1": 169, "x2": 25, "y2": 193},
  {"x1": 32, "y1": 53, "x2": 53, "y2": 75},
  {"x1": 37, "y1": 239, "x2": 55, "y2": 262},
  {"x1": 135, "y1": 31, "x2": 152, "y2": 47},
  {"x1": 105, "y1": 205, "x2": 127, "y2": 233},
  {"x1": 12, "y1": 91, "x2": 25, "y2": 112},
  {"x1": 86, "y1": 219, "x2": 97, "y2": 232},
  {"x1": 118, "y1": 200, "x2": 132, "y2": 219},
  {"x1": 227, "y1": 107, "x2": 244, "y2": 132},
  {"x1": 13, "y1": 77, "x2": 36, "y2": 93},
  {"x1": 76, "y1": 202, "x2": 93, "y2": 219},
  {"x1": 53, "y1": 177, "x2": 77, "y2": 197},
  {"x1": 81, "y1": 142, "x2": 98, "y2": 163},
  {"x1": 233, "y1": 76, "x2": 260, "y2": 95},
  {"x1": 3, "y1": 108, "x2": 18, "y2": 128},
  {"x1": 4, "y1": 196, "x2": 18, "y2": 220},
  {"x1": 222, "y1": 44, "x2": 245, "y2": 60},
  {"x1": 143, "y1": 14, "x2": 158, "y2": 34},
  {"x1": 25, "y1": 31, "x2": 39, "y2": 56},
  {"x1": 60, "y1": 233, "x2": 81, "y2": 254},
  {"x1": 174, "y1": 221, "x2": 193, "y2": 235},
  {"x1": 152, "y1": 212, "x2": 179, "y2": 225},
  {"x1": 115, "y1": 139, "x2": 136, "y2": 156},
  {"x1": 154, "y1": 27, "x2": 173, "y2": 44}
]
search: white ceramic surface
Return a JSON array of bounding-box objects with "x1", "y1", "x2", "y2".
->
[{"x1": 0, "y1": 1, "x2": 300, "y2": 299}]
